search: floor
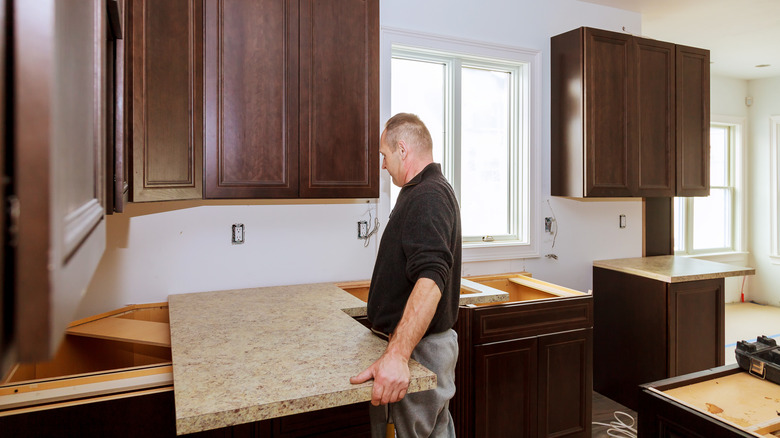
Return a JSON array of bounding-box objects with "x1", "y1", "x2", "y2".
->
[{"x1": 591, "y1": 301, "x2": 780, "y2": 437}]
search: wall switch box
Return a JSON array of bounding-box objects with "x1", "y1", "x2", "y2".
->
[{"x1": 619, "y1": 214, "x2": 626, "y2": 229}]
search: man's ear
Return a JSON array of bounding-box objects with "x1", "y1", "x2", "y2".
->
[{"x1": 398, "y1": 140, "x2": 407, "y2": 159}]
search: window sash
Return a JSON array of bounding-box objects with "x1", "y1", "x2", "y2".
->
[{"x1": 390, "y1": 46, "x2": 528, "y2": 244}]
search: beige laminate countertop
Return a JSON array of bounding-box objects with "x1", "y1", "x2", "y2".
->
[
  {"x1": 593, "y1": 255, "x2": 755, "y2": 283},
  {"x1": 167, "y1": 282, "x2": 508, "y2": 435}
]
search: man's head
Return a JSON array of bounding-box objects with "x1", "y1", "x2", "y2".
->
[{"x1": 380, "y1": 113, "x2": 434, "y2": 187}]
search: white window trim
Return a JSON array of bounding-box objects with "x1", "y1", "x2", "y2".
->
[
  {"x1": 770, "y1": 115, "x2": 780, "y2": 263},
  {"x1": 379, "y1": 27, "x2": 542, "y2": 262},
  {"x1": 675, "y1": 115, "x2": 746, "y2": 256}
]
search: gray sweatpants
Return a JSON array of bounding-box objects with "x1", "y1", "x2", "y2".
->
[{"x1": 369, "y1": 329, "x2": 458, "y2": 438}]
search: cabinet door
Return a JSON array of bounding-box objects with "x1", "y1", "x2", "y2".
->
[
  {"x1": 474, "y1": 338, "x2": 538, "y2": 438},
  {"x1": 132, "y1": 0, "x2": 203, "y2": 201},
  {"x1": 676, "y1": 45, "x2": 710, "y2": 196},
  {"x1": 667, "y1": 278, "x2": 724, "y2": 376},
  {"x1": 583, "y1": 28, "x2": 634, "y2": 197},
  {"x1": 538, "y1": 330, "x2": 592, "y2": 438},
  {"x1": 204, "y1": 0, "x2": 298, "y2": 199},
  {"x1": 634, "y1": 37, "x2": 675, "y2": 197},
  {"x1": 13, "y1": 0, "x2": 107, "y2": 362},
  {"x1": 298, "y1": 0, "x2": 379, "y2": 198}
]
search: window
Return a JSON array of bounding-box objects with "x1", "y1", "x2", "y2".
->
[
  {"x1": 389, "y1": 46, "x2": 528, "y2": 246},
  {"x1": 674, "y1": 119, "x2": 744, "y2": 254}
]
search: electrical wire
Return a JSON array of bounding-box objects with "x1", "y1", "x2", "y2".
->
[
  {"x1": 546, "y1": 199, "x2": 558, "y2": 248},
  {"x1": 362, "y1": 206, "x2": 380, "y2": 247},
  {"x1": 592, "y1": 411, "x2": 637, "y2": 438}
]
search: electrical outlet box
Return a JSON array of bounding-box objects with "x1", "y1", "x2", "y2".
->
[
  {"x1": 232, "y1": 223, "x2": 244, "y2": 244},
  {"x1": 544, "y1": 217, "x2": 554, "y2": 233},
  {"x1": 619, "y1": 214, "x2": 626, "y2": 229},
  {"x1": 357, "y1": 221, "x2": 369, "y2": 239}
]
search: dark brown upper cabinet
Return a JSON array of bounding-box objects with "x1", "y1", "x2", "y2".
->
[
  {"x1": 130, "y1": 0, "x2": 204, "y2": 202},
  {"x1": 203, "y1": 0, "x2": 379, "y2": 199},
  {"x1": 551, "y1": 27, "x2": 710, "y2": 198},
  {"x1": 4, "y1": 0, "x2": 109, "y2": 373}
]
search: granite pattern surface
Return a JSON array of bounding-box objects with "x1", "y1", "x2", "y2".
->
[
  {"x1": 593, "y1": 255, "x2": 755, "y2": 283},
  {"x1": 168, "y1": 283, "x2": 441, "y2": 435}
]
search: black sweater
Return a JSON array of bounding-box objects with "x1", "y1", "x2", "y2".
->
[{"x1": 367, "y1": 163, "x2": 462, "y2": 336}]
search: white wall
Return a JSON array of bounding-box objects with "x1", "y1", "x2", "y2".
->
[
  {"x1": 77, "y1": 0, "x2": 644, "y2": 319},
  {"x1": 746, "y1": 76, "x2": 780, "y2": 306}
]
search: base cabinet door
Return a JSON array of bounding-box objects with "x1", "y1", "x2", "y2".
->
[
  {"x1": 474, "y1": 338, "x2": 538, "y2": 438},
  {"x1": 538, "y1": 330, "x2": 592, "y2": 438}
]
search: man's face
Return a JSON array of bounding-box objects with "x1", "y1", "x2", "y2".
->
[{"x1": 380, "y1": 131, "x2": 404, "y2": 187}]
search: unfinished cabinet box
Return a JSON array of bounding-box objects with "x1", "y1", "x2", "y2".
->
[
  {"x1": 0, "y1": 304, "x2": 175, "y2": 436},
  {"x1": 455, "y1": 274, "x2": 593, "y2": 438},
  {"x1": 639, "y1": 364, "x2": 780, "y2": 437}
]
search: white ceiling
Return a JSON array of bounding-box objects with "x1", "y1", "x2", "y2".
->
[{"x1": 578, "y1": 0, "x2": 780, "y2": 80}]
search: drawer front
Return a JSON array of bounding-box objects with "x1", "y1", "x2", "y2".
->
[{"x1": 471, "y1": 296, "x2": 593, "y2": 344}]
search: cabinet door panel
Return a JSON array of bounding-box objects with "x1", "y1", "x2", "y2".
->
[
  {"x1": 676, "y1": 45, "x2": 710, "y2": 196},
  {"x1": 583, "y1": 28, "x2": 634, "y2": 197},
  {"x1": 474, "y1": 338, "x2": 538, "y2": 438},
  {"x1": 299, "y1": 0, "x2": 378, "y2": 198},
  {"x1": 132, "y1": 0, "x2": 203, "y2": 201},
  {"x1": 668, "y1": 278, "x2": 724, "y2": 376},
  {"x1": 635, "y1": 37, "x2": 675, "y2": 197},
  {"x1": 204, "y1": 0, "x2": 298, "y2": 198},
  {"x1": 14, "y1": 0, "x2": 107, "y2": 361},
  {"x1": 538, "y1": 330, "x2": 592, "y2": 438}
]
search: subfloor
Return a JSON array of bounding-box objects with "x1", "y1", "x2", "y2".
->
[{"x1": 591, "y1": 301, "x2": 780, "y2": 437}]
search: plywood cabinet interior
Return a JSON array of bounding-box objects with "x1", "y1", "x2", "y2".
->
[{"x1": 551, "y1": 26, "x2": 709, "y2": 198}]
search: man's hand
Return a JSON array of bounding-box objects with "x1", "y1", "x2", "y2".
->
[{"x1": 350, "y1": 350, "x2": 410, "y2": 406}]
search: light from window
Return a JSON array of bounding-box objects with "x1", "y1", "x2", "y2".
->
[
  {"x1": 675, "y1": 123, "x2": 737, "y2": 254},
  {"x1": 390, "y1": 47, "x2": 526, "y2": 244}
]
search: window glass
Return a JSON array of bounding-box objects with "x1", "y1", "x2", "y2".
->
[
  {"x1": 460, "y1": 67, "x2": 511, "y2": 237},
  {"x1": 710, "y1": 126, "x2": 728, "y2": 187},
  {"x1": 692, "y1": 188, "x2": 730, "y2": 250}
]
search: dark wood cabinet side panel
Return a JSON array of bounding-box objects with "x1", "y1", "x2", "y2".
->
[
  {"x1": 593, "y1": 267, "x2": 668, "y2": 410},
  {"x1": 474, "y1": 338, "x2": 538, "y2": 438},
  {"x1": 299, "y1": 0, "x2": 378, "y2": 198},
  {"x1": 551, "y1": 28, "x2": 584, "y2": 198},
  {"x1": 635, "y1": 37, "x2": 675, "y2": 197},
  {"x1": 538, "y1": 330, "x2": 592, "y2": 438},
  {"x1": 472, "y1": 296, "x2": 592, "y2": 344},
  {"x1": 273, "y1": 401, "x2": 370, "y2": 437},
  {"x1": 667, "y1": 278, "x2": 724, "y2": 376},
  {"x1": 451, "y1": 307, "x2": 473, "y2": 438},
  {"x1": 583, "y1": 28, "x2": 633, "y2": 197},
  {"x1": 132, "y1": 0, "x2": 202, "y2": 201},
  {"x1": 204, "y1": 0, "x2": 298, "y2": 198},
  {"x1": 676, "y1": 45, "x2": 710, "y2": 197}
]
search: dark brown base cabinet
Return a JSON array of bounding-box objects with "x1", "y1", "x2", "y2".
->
[
  {"x1": 638, "y1": 365, "x2": 780, "y2": 437},
  {"x1": 593, "y1": 267, "x2": 724, "y2": 411},
  {"x1": 451, "y1": 274, "x2": 594, "y2": 438},
  {"x1": 0, "y1": 389, "x2": 370, "y2": 438}
]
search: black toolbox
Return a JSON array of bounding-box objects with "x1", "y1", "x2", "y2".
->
[{"x1": 735, "y1": 335, "x2": 780, "y2": 384}]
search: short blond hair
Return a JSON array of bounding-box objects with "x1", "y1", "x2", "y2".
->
[{"x1": 383, "y1": 113, "x2": 433, "y2": 153}]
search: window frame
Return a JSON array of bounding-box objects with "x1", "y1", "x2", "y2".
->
[
  {"x1": 380, "y1": 28, "x2": 541, "y2": 262},
  {"x1": 675, "y1": 116, "x2": 746, "y2": 257}
]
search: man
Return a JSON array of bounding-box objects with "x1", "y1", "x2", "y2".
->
[{"x1": 350, "y1": 113, "x2": 462, "y2": 437}]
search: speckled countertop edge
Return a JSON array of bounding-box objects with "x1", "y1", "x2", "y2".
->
[
  {"x1": 168, "y1": 282, "x2": 452, "y2": 435},
  {"x1": 593, "y1": 255, "x2": 755, "y2": 283}
]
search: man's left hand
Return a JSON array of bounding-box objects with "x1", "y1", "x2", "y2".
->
[{"x1": 350, "y1": 351, "x2": 410, "y2": 406}]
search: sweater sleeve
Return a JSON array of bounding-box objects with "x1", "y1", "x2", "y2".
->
[{"x1": 401, "y1": 192, "x2": 455, "y2": 294}]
